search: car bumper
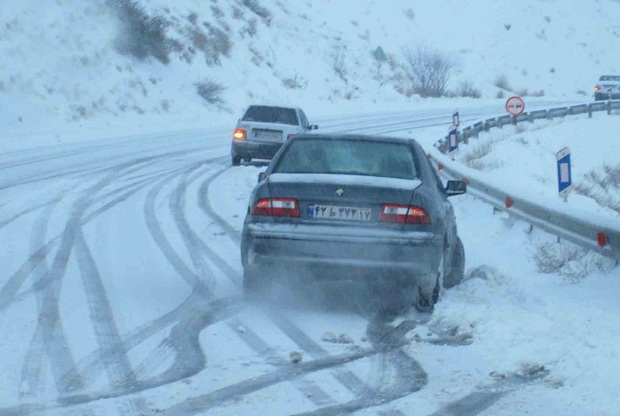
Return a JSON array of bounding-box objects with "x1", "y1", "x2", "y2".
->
[
  {"x1": 242, "y1": 222, "x2": 442, "y2": 283},
  {"x1": 595, "y1": 92, "x2": 620, "y2": 100},
  {"x1": 231, "y1": 140, "x2": 283, "y2": 160}
]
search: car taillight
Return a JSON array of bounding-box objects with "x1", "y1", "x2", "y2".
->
[
  {"x1": 594, "y1": 86, "x2": 601, "y2": 92},
  {"x1": 251, "y1": 198, "x2": 299, "y2": 217},
  {"x1": 380, "y1": 204, "x2": 431, "y2": 224},
  {"x1": 233, "y1": 128, "x2": 247, "y2": 140}
]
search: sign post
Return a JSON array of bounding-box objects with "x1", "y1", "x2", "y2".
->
[
  {"x1": 556, "y1": 147, "x2": 572, "y2": 202},
  {"x1": 453, "y1": 111, "x2": 460, "y2": 127}
]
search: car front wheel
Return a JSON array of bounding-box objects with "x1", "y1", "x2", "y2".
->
[
  {"x1": 415, "y1": 252, "x2": 444, "y2": 313},
  {"x1": 444, "y1": 237, "x2": 465, "y2": 289}
]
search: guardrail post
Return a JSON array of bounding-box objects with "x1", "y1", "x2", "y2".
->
[
  {"x1": 512, "y1": 116, "x2": 517, "y2": 125},
  {"x1": 588, "y1": 104, "x2": 592, "y2": 118},
  {"x1": 607, "y1": 101, "x2": 612, "y2": 115}
]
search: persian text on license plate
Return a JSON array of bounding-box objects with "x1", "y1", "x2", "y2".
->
[
  {"x1": 308, "y1": 205, "x2": 371, "y2": 221},
  {"x1": 254, "y1": 131, "x2": 281, "y2": 141}
]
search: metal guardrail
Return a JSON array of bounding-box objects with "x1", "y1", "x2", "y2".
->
[{"x1": 431, "y1": 100, "x2": 620, "y2": 262}]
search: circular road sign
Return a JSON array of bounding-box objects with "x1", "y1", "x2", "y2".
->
[{"x1": 505, "y1": 96, "x2": 525, "y2": 116}]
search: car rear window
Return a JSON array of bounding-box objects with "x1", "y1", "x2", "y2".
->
[
  {"x1": 242, "y1": 106, "x2": 299, "y2": 125},
  {"x1": 599, "y1": 75, "x2": 620, "y2": 81},
  {"x1": 274, "y1": 138, "x2": 418, "y2": 179}
]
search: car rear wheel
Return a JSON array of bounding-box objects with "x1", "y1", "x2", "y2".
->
[
  {"x1": 414, "y1": 247, "x2": 445, "y2": 313},
  {"x1": 444, "y1": 237, "x2": 465, "y2": 289},
  {"x1": 232, "y1": 155, "x2": 242, "y2": 166}
]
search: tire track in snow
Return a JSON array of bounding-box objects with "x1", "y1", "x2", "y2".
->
[
  {"x1": 18, "y1": 157, "x2": 182, "y2": 403},
  {"x1": 0, "y1": 196, "x2": 62, "y2": 231},
  {"x1": 19, "y1": 201, "x2": 59, "y2": 400},
  {"x1": 0, "y1": 297, "x2": 240, "y2": 416},
  {"x1": 21, "y1": 162, "x2": 155, "y2": 398},
  {"x1": 73, "y1": 228, "x2": 148, "y2": 414},
  {"x1": 0, "y1": 156, "x2": 193, "y2": 315},
  {"x1": 152, "y1": 346, "x2": 385, "y2": 416},
  {"x1": 427, "y1": 367, "x2": 550, "y2": 416}
]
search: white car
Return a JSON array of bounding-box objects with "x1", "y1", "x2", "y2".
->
[
  {"x1": 594, "y1": 75, "x2": 620, "y2": 101},
  {"x1": 230, "y1": 105, "x2": 318, "y2": 165}
]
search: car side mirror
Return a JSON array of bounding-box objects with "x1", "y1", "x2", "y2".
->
[
  {"x1": 310, "y1": 124, "x2": 319, "y2": 130},
  {"x1": 258, "y1": 171, "x2": 267, "y2": 183},
  {"x1": 446, "y1": 180, "x2": 467, "y2": 196}
]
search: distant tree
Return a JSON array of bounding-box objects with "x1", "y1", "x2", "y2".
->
[{"x1": 402, "y1": 45, "x2": 459, "y2": 97}]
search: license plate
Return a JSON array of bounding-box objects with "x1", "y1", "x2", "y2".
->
[
  {"x1": 254, "y1": 130, "x2": 281, "y2": 141},
  {"x1": 308, "y1": 205, "x2": 372, "y2": 221}
]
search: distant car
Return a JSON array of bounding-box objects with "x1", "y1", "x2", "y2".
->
[
  {"x1": 230, "y1": 105, "x2": 318, "y2": 166},
  {"x1": 240, "y1": 134, "x2": 467, "y2": 312},
  {"x1": 594, "y1": 75, "x2": 620, "y2": 101}
]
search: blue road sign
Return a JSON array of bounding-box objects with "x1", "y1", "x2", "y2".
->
[
  {"x1": 556, "y1": 147, "x2": 572, "y2": 199},
  {"x1": 448, "y1": 127, "x2": 458, "y2": 155}
]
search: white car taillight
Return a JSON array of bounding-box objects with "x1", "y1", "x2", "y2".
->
[{"x1": 233, "y1": 128, "x2": 247, "y2": 140}]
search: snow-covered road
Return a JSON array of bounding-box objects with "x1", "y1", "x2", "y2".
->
[{"x1": 1, "y1": 101, "x2": 618, "y2": 416}]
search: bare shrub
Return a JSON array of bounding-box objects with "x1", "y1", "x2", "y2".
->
[
  {"x1": 516, "y1": 88, "x2": 529, "y2": 97},
  {"x1": 574, "y1": 164, "x2": 620, "y2": 214},
  {"x1": 493, "y1": 74, "x2": 512, "y2": 91},
  {"x1": 196, "y1": 79, "x2": 226, "y2": 104},
  {"x1": 534, "y1": 242, "x2": 587, "y2": 274},
  {"x1": 211, "y1": 5, "x2": 224, "y2": 18},
  {"x1": 457, "y1": 80, "x2": 482, "y2": 98},
  {"x1": 332, "y1": 51, "x2": 348, "y2": 83},
  {"x1": 403, "y1": 8, "x2": 415, "y2": 20},
  {"x1": 242, "y1": 0, "x2": 272, "y2": 25},
  {"x1": 576, "y1": 89, "x2": 587, "y2": 96},
  {"x1": 402, "y1": 45, "x2": 459, "y2": 97},
  {"x1": 249, "y1": 46, "x2": 264, "y2": 66},
  {"x1": 392, "y1": 73, "x2": 415, "y2": 97},
  {"x1": 189, "y1": 24, "x2": 232, "y2": 66},
  {"x1": 242, "y1": 18, "x2": 258, "y2": 37},
  {"x1": 281, "y1": 75, "x2": 307, "y2": 89},
  {"x1": 464, "y1": 142, "x2": 494, "y2": 166},
  {"x1": 110, "y1": 0, "x2": 171, "y2": 64},
  {"x1": 231, "y1": 5, "x2": 244, "y2": 19},
  {"x1": 206, "y1": 24, "x2": 233, "y2": 59},
  {"x1": 496, "y1": 90, "x2": 505, "y2": 99},
  {"x1": 532, "y1": 241, "x2": 614, "y2": 282},
  {"x1": 531, "y1": 89, "x2": 545, "y2": 97}
]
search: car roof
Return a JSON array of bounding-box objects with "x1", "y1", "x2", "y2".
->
[
  {"x1": 290, "y1": 133, "x2": 417, "y2": 145},
  {"x1": 246, "y1": 104, "x2": 301, "y2": 111}
]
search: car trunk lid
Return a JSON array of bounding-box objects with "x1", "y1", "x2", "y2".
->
[{"x1": 266, "y1": 173, "x2": 422, "y2": 228}]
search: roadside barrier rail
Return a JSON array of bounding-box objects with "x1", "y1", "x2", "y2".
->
[{"x1": 430, "y1": 100, "x2": 620, "y2": 262}]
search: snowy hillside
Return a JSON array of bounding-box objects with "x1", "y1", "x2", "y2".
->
[{"x1": 1, "y1": 0, "x2": 620, "y2": 145}]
